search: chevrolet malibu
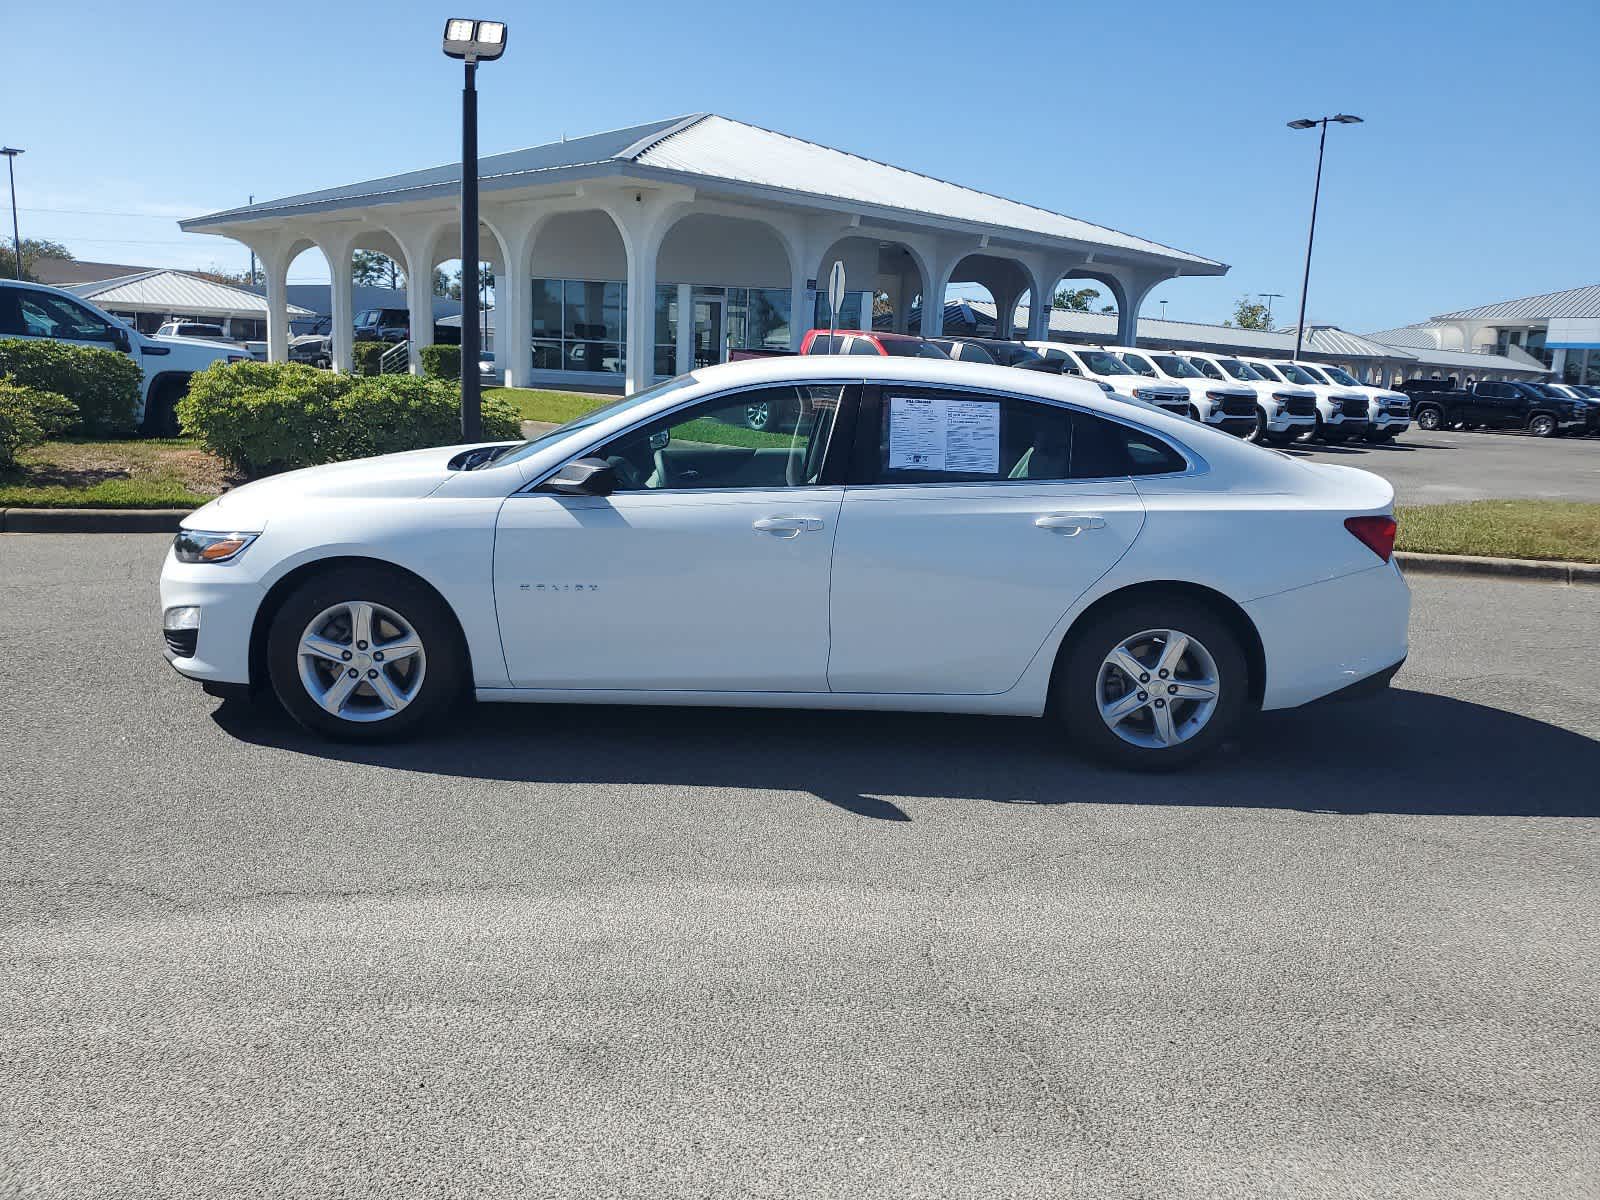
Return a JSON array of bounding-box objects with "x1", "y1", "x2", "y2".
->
[{"x1": 160, "y1": 356, "x2": 1409, "y2": 770}]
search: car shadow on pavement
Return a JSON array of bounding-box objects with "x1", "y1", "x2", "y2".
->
[{"x1": 211, "y1": 687, "x2": 1600, "y2": 823}]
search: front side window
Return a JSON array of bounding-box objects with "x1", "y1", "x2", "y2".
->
[
  {"x1": 1321, "y1": 365, "x2": 1361, "y2": 386},
  {"x1": 1119, "y1": 353, "x2": 1156, "y2": 377},
  {"x1": 846, "y1": 337, "x2": 881, "y2": 356},
  {"x1": 1275, "y1": 364, "x2": 1321, "y2": 385},
  {"x1": 1218, "y1": 358, "x2": 1263, "y2": 382},
  {"x1": 1188, "y1": 358, "x2": 1225, "y2": 381},
  {"x1": 591, "y1": 385, "x2": 844, "y2": 492},
  {"x1": 1078, "y1": 349, "x2": 1134, "y2": 376},
  {"x1": 1248, "y1": 362, "x2": 1285, "y2": 382},
  {"x1": 1151, "y1": 354, "x2": 1202, "y2": 379},
  {"x1": 856, "y1": 389, "x2": 1186, "y2": 485},
  {"x1": 12, "y1": 291, "x2": 117, "y2": 342}
]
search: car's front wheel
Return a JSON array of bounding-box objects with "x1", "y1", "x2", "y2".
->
[
  {"x1": 1056, "y1": 599, "x2": 1248, "y2": 771},
  {"x1": 1528, "y1": 413, "x2": 1557, "y2": 438},
  {"x1": 266, "y1": 566, "x2": 465, "y2": 741}
]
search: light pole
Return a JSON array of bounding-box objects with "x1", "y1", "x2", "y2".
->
[
  {"x1": 1286, "y1": 113, "x2": 1362, "y2": 360},
  {"x1": 1258, "y1": 292, "x2": 1284, "y2": 324},
  {"x1": 442, "y1": 18, "x2": 507, "y2": 442},
  {"x1": 1, "y1": 148, "x2": 23, "y2": 281}
]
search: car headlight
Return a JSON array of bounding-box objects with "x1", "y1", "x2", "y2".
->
[{"x1": 173, "y1": 530, "x2": 258, "y2": 564}]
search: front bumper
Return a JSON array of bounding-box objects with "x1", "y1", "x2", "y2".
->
[
  {"x1": 1558, "y1": 413, "x2": 1588, "y2": 431},
  {"x1": 1265, "y1": 411, "x2": 1318, "y2": 434},
  {"x1": 160, "y1": 549, "x2": 267, "y2": 686}
]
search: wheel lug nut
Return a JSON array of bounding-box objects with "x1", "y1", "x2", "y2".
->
[
  {"x1": 356, "y1": 640, "x2": 368, "y2": 650},
  {"x1": 367, "y1": 669, "x2": 378, "y2": 679},
  {"x1": 1139, "y1": 673, "x2": 1150, "y2": 683},
  {"x1": 1137, "y1": 691, "x2": 1148, "y2": 702},
  {"x1": 1159, "y1": 669, "x2": 1169, "y2": 679},
  {"x1": 347, "y1": 668, "x2": 358, "y2": 678},
  {"x1": 373, "y1": 652, "x2": 384, "y2": 662},
  {"x1": 1168, "y1": 684, "x2": 1178, "y2": 694},
  {"x1": 1154, "y1": 698, "x2": 1166, "y2": 708},
  {"x1": 341, "y1": 650, "x2": 352, "y2": 661}
]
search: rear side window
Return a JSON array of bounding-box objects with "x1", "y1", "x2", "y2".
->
[
  {"x1": 804, "y1": 334, "x2": 841, "y2": 355},
  {"x1": 846, "y1": 337, "x2": 881, "y2": 356},
  {"x1": 853, "y1": 389, "x2": 1186, "y2": 484}
]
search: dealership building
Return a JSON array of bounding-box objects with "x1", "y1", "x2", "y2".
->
[{"x1": 179, "y1": 113, "x2": 1228, "y2": 391}]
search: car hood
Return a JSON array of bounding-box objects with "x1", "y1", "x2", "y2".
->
[{"x1": 182, "y1": 443, "x2": 496, "y2": 530}]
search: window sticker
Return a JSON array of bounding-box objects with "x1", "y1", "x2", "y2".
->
[{"x1": 887, "y1": 396, "x2": 1001, "y2": 474}]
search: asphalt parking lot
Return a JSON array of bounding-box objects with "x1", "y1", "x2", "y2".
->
[
  {"x1": 1289, "y1": 426, "x2": 1600, "y2": 505},
  {"x1": 3, "y1": 533, "x2": 1597, "y2": 1199}
]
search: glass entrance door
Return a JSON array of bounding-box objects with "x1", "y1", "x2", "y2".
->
[{"x1": 692, "y1": 296, "x2": 724, "y2": 369}]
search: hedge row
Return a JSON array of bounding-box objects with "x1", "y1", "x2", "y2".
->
[
  {"x1": 0, "y1": 339, "x2": 140, "y2": 437},
  {"x1": 351, "y1": 341, "x2": 386, "y2": 376},
  {"x1": 421, "y1": 343, "x2": 461, "y2": 380},
  {"x1": 176, "y1": 361, "x2": 522, "y2": 474},
  {"x1": 0, "y1": 382, "x2": 78, "y2": 469}
]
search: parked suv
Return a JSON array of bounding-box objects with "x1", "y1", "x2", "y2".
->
[
  {"x1": 801, "y1": 329, "x2": 949, "y2": 359},
  {"x1": 1104, "y1": 344, "x2": 1259, "y2": 436},
  {"x1": 1289, "y1": 362, "x2": 1410, "y2": 443},
  {"x1": 353, "y1": 307, "x2": 412, "y2": 342},
  {"x1": 1227, "y1": 356, "x2": 1362, "y2": 444},
  {"x1": 1020, "y1": 341, "x2": 1191, "y2": 417},
  {"x1": 0, "y1": 279, "x2": 249, "y2": 435},
  {"x1": 925, "y1": 336, "x2": 1063, "y2": 372},
  {"x1": 1180, "y1": 351, "x2": 1324, "y2": 442},
  {"x1": 289, "y1": 315, "x2": 333, "y2": 368},
  {"x1": 1399, "y1": 379, "x2": 1587, "y2": 437}
]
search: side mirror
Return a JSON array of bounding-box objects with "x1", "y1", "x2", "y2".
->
[
  {"x1": 648, "y1": 429, "x2": 670, "y2": 452},
  {"x1": 544, "y1": 456, "x2": 616, "y2": 497}
]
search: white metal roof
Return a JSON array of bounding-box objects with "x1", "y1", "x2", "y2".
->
[
  {"x1": 69, "y1": 270, "x2": 311, "y2": 318},
  {"x1": 1434, "y1": 283, "x2": 1600, "y2": 322},
  {"x1": 182, "y1": 114, "x2": 1223, "y2": 272},
  {"x1": 635, "y1": 116, "x2": 1222, "y2": 267}
]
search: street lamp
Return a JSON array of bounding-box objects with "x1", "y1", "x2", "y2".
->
[
  {"x1": 1, "y1": 147, "x2": 23, "y2": 282},
  {"x1": 1286, "y1": 113, "x2": 1362, "y2": 361},
  {"x1": 442, "y1": 18, "x2": 507, "y2": 441},
  {"x1": 1258, "y1": 292, "x2": 1284, "y2": 324}
]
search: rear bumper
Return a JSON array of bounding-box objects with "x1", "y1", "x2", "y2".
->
[{"x1": 1245, "y1": 561, "x2": 1410, "y2": 711}]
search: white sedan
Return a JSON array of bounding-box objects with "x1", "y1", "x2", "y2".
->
[{"x1": 160, "y1": 356, "x2": 1409, "y2": 770}]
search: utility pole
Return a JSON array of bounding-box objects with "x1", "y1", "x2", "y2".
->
[
  {"x1": 2, "y1": 148, "x2": 24, "y2": 281},
  {"x1": 1259, "y1": 292, "x2": 1284, "y2": 324},
  {"x1": 247, "y1": 194, "x2": 256, "y2": 285}
]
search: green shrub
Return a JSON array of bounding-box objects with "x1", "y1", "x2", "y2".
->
[
  {"x1": 0, "y1": 338, "x2": 140, "y2": 437},
  {"x1": 0, "y1": 381, "x2": 78, "y2": 468},
  {"x1": 176, "y1": 361, "x2": 521, "y2": 475},
  {"x1": 351, "y1": 341, "x2": 385, "y2": 376},
  {"x1": 177, "y1": 361, "x2": 347, "y2": 474},
  {"x1": 420, "y1": 343, "x2": 461, "y2": 380}
]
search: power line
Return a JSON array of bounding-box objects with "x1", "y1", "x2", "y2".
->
[{"x1": 20, "y1": 205, "x2": 195, "y2": 219}]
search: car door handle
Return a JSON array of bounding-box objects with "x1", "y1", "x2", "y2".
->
[
  {"x1": 1034, "y1": 513, "x2": 1107, "y2": 535},
  {"x1": 752, "y1": 516, "x2": 824, "y2": 537}
]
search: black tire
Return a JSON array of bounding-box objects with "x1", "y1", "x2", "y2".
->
[
  {"x1": 1054, "y1": 597, "x2": 1249, "y2": 772},
  {"x1": 1245, "y1": 410, "x2": 1269, "y2": 444},
  {"x1": 266, "y1": 565, "x2": 467, "y2": 742},
  {"x1": 1187, "y1": 405, "x2": 1201, "y2": 422},
  {"x1": 139, "y1": 378, "x2": 186, "y2": 438},
  {"x1": 1414, "y1": 405, "x2": 1442, "y2": 431},
  {"x1": 1528, "y1": 413, "x2": 1557, "y2": 438}
]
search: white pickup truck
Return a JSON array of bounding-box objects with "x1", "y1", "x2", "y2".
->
[{"x1": 0, "y1": 279, "x2": 249, "y2": 435}]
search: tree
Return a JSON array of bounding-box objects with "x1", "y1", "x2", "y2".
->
[
  {"x1": 193, "y1": 264, "x2": 256, "y2": 287},
  {"x1": 352, "y1": 250, "x2": 404, "y2": 290},
  {"x1": 431, "y1": 267, "x2": 450, "y2": 298},
  {"x1": 1226, "y1": 296, "x2": 1273, "y2": 331},
  {"x1": 1053, "y1": 285, "x2": 1103, "y2": 312},
  {"x1": 0, "y1": 237, "x2": 73, "y2": 282}
]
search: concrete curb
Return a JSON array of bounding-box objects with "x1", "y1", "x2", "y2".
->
[
  {"x1": 0, "y1": 508, "x2": 192, "y2": 533},
  {"x1": 1396, "y1": 551, "x2": 1600, "y2": 587}
]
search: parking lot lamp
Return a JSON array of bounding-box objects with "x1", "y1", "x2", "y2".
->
[
  {"x1": 1287, "y1": 114, "x2": 1362, "y2": 361},
  {"x1": 442, "y1": 19, "x2": 507, "y2": 441},
  {"x1": 2, "y1": 148, "x2": 23, "y2": 281}
]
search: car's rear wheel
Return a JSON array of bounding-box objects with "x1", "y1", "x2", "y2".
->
[
  {"x1": 1056, "y1": 600, "x2": 1248, "y2": 771},
  {"x1": 1414, "y1": 405, "x2": 1442, "y2": 431},
  {"x1": 1528, "y1": 413, "x2": 1557, "y2": 438},
  {"x1": 266, "y1": 566, "x2": 465, "y2": 741}
]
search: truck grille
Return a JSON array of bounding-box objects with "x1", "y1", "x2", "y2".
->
[
  {"x1": 1340, "y1": 397, "x2": 1370, "y2": 418},
  {"x1": 1275, "y1": 393, "x2": 1317, "y2": 417},
  {"x1": 1221, "y1": 396, "x2": 1258, "y2": 419}
]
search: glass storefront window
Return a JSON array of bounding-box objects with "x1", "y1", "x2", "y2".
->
[
  {"x1": 528, "y1": 277, "x2": 627, "y2": 374},
  {"x1": 564, "y1": 280, "x2": 624, "y2": 342},
  {"x1": 747, "y1": 288, "x2": 791, "y2": 351},
  {"x1": 814, "y1": 290, "x2": 865, "y2": 331},
  {"x1": 530, "y1": 279, "x2": 563, "y2": 337}
]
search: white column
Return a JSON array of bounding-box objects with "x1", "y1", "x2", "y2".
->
[
  {"x1": 405, "y1": 265, "x2": 433, "y2": 375},
  {"x1": 675, "y1": 283, "x2": 693, "y2": 374},
  {"x1": 258, "y1": 243, "x2": 291, "y2": 364},
  {"x1": 623, "y1": 237, "x2": 658, "y2": 395},
  {"x1": 323, "y1": 237, "x2": 356, "y2": 373},
  {"x1": 1115, "y1": 273, "x2": 1165, "y2": 348},
  {"x1": 920, "y1": 259, "x2": 956, "y2": 338}
]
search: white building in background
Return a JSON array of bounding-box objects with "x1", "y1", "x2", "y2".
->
[
  {"x1": 66, "y1": 269, "x2": 312, "y2": 340},
  {"x1": 178, "y1": 113, "x2": 1228, "y2": 391},
  {"x1": 1366, "y1": 283, "x2": 1600, "y2": 384}
]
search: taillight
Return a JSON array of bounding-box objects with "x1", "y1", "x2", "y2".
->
[{"x1": 1345, "y1": 515, "x2": 1397, "y2": 562}]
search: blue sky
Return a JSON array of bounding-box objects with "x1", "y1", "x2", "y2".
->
[{"x1": 5, "y1": 0, "x2": 1596, "y2": 331}]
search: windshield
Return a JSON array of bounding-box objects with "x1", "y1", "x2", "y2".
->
[
  {"x1": 484, "y1": 375, "x2": 698, "y2": 469},
  {"x1": 1275, "y1": 363, "x2": 1321, "y2": 385},
  {"x1": 1151, "y1": 354, "x2": 1203, "y2": 379},
  {"x1": 1078, "y1": 349, "x2": 1134, "y2": 376},
  {"x1": 1320, "y1": 365, "x2": 1360, "y2": 386},
  {"x1": 1218, "y1": 358, "x2": 1264, "y2": 382},
  {"x1": 1118, "y1": 353, "x2": 1156, "y2": 377}
]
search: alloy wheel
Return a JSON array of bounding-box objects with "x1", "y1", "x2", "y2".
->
[
  {"x1": 296, "y1": 600, "x2": 426, "y2": 723},
  {"x1": 1417, "y1": 407, "x2": 1440, "y2": 431},
  {"x1": 1529, "y1": 415, "x2": 1555, "y2": 437},
  {"x1": 745, "y1": 400, "x2": 772, "y2": 430},
  {"x1": 1095, "y1": 628, "x2": 1220, "y2": 749}
]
